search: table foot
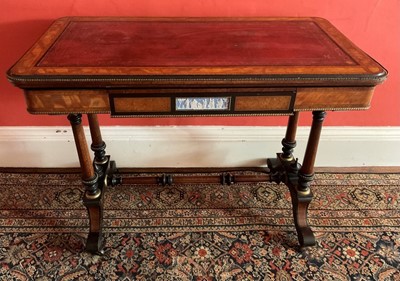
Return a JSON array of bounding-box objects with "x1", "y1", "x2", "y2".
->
[
  {"x1": 290, "y1": 187, "x2": 316, "y2": 247},
  {"x1": 83, "y1": 156, "x2": 110, "y2": 254},
  {"x1": 86, "y1": 234, "x2": 105, "y2": 255},
  {"x1": 267, "y1": 153, "x2": 316, "y2": 247},
  {"x1": 83, "y1": 190, "x2": 104, "y2": 254},
  {"x1": 83, "y1": 187, "x2": 105, "y2": 253}
]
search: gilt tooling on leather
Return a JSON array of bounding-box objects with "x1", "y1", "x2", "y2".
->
[{"x1": 38, "y1": 21, "x2": 355, "y2": 67}]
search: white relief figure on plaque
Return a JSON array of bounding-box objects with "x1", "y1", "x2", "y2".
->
[{"x1": 176, "y1": 97, "x2": 230, "y2": 111}]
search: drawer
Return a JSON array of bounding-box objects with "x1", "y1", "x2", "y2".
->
[{"x1": 109, "y1": 88, "x2": 296, "y2": 116}]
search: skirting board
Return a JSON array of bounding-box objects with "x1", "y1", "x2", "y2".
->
[{"x1": 0, "y1": 126, "x2": 399, "y2": 168}]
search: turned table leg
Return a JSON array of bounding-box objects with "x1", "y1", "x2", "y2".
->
[
  {"x1": 68, "y1": 113, "x2": 104, "y2": 254},
  {"x1": 282, "y1": 112, "x2": 300, "y2": 161},
  {"x1": 267, "y1": 112, "x2": 300, "y2": 184},
  {"x1": 293, "y1": 110, "x2": 326, "y2": 247},
  {"x1": 88, "y1": 114, "x2": 108, "y2": 176}
]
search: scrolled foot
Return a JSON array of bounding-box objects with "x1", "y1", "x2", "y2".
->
[
  {"x1": 86, "y1": 232, "x2": 104, "y2": 255},
  {"x1": 291, "y1": 189, "x2": 316, "y2": 247},
  {"x1": 297, "y1": 227, "x2": 316, "y2": 247},
  {"x1": 83, "y1": 182, "x2": 104, "y2": 255}
]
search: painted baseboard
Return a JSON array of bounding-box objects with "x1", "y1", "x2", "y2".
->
[{"x1": 0, "y1": 126, "x2": 399, "y2": 168}]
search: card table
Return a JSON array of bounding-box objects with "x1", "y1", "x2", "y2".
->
[{"x1": 7, "y1": 17, "x2": 387, "y2": 253}]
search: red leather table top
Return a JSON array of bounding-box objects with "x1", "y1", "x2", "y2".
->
[
  {"x1": 8, "y1": 17, "x2": 386, "y2": 85},
  {"x1": 38, "y1": 20, "x2": 354, "y2": 68}
]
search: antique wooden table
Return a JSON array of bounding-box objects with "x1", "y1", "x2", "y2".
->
[{"x1": 8, "y1": 17, "x2": 386, "y2": 254}]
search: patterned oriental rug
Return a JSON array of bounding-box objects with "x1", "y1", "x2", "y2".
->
[{"x1": 0, "y1": 171, "x2": 399, "y2": 280}]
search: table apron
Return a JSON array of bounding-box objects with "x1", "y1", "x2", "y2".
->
[{"x1": 23, "y1": 86, "x2": 375, "y2": 115}]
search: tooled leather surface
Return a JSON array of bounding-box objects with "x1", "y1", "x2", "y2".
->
[{"x1": 38, "y1": 20, "x2": 355, "y2": 67}]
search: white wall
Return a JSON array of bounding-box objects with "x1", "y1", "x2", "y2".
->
[{"x1": 0, "y1": 126, "x2": 399, "y2": 168}]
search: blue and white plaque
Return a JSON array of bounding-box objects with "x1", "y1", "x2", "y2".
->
[{"x1": 176, "y1": 97, "x2": 230, "y2": 111}]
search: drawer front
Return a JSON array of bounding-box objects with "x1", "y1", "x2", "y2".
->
[
  {"x1": 234, "y1": 95, "x2": 293, "y2": 112},
  {"x1": 109, "y1": 89, "x2": 295, "y2": 116},
  {"x1": 112, "y1": 97, "x2": 171, "y2": 113}
]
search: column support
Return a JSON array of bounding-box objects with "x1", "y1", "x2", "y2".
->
[
  {"x1": 292, "y1": 110, "x2": 326, "y2": 247},
  {"x1": 88, "y1": 114, "x2": 107, "y2": 177},
  {"x1": 68, "y1": 113, "x2": 104, "y2": 254},
  {"x1": 281, "y1": 112, "x2": 300, "y2": 161}
]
